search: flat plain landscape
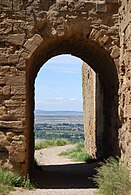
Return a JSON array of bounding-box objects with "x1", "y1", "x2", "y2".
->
[{"x1": 34, "y1": 110, "x2": 84, "y2": 142}]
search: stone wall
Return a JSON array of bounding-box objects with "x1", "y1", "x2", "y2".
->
[
  {"x1": 96, "y1": 74, "x2": 104, "y2": 159},
  {"x1": 82, "y1": 63, "x2": 96, "y2": 157},
  {"x1": 82, "y1": 63, "x2": 104, "y2": 158},
  {"x1": 0, "y1": 0, "x2": 130, "y2": 175},
  {"x1": 119, "y1": 0, "x2": 131, "y2": 172}
]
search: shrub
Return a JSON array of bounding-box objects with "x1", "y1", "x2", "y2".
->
[
  {"x1": 0, "y1": 168, "x2": 34, "y2": 194},
  {"x1": 54, "y1": 138, "x2": 69, "y2": 146},
  {"x1": 93, "y1": 157, "x2": 131, "y2": 195},
  {"x1": 35, "y1": 138, "x2": 69, "y2": 150},
  {"x1": 59, "y1": 142, "x2": 92, "y2": 162},
  {"x1": 22, "y1": 175, "x2": 34, "y2": 190},
  {"x1": 35, "y1": 140, "x2": 45, "y2": 150}
]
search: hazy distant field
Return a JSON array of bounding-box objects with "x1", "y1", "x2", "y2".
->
[
  {"x1": 35, "y1": 110, "x2": 84, "y2": 124},
  {"x1": 34, "y1": 110, "x2": 84, "y2": 141}
]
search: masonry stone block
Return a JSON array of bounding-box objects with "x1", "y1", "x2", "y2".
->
[
  {"x1": 0, "y1": 121, "x2": 24, "y2": 129},
  {"x1": 111, "y1": 45, "x2": 120, "y2": 58},
  {"x1": 6, "y1": 75, "x2": 25, "y2": 86},
  {"x1": 106, "y1": 0, "x2": 119, "y2": 3},
  {"x1": 96, "y1": 2, "x2": 108, "y2": 13},
  {"x1": 2, "y1": 86, "x2": 11, "y2": 96},
  {"x1": 9, "y1": 149, "x2": 25, "y2": 163},
  {"x1": 24, "y1": 34, "x2": 43, "y2": 54},
  {"x1": 11, "y1": 86, "x2": 26, "y2": 95},
  {"x1": 0, "y1": 78, "x2": 6, "y2": 85},
  {"x1": 7, "y1": 34, "x2": 26, "y2": 46}
]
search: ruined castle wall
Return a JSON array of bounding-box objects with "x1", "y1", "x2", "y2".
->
[
  {"x1": 82, "y1": 63, "x2": 104, "y2": 158},
  {"x1": 0, "y1": 0, "x2": 125, "y2": 174},
  {"x1": 119, "y1": 0, "x2": 131, "y2": 171},
  {"x1": 82, "y1": 63, "x2": 96, "y2": 157}
]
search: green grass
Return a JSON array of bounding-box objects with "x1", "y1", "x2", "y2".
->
[
  {"x1": 35, "y1": 138, "x2": 69, "y2": 150},
  {"x1": 59, "y1": 142, "x2": 92, "y2": 162},
  {"x1": 93, "y1": 157, "x2": 131, "y2": 195},
  {"x1": 0, "y1": 168, "x2": 34, "y2": 194}
]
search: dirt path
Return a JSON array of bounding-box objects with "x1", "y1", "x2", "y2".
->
[
  {"x1": 35, "y1": 144, "x2": 80, "y2": 165},
  {"x1": 10, "y1": 145, "x2": 98, "y2": 195}
]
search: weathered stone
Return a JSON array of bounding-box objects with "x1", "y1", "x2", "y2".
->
[
  {"x1": 119, "y1": 0, "x2": 131, "y2": 174},
  {"x1": 96, "y1": 2, "x2": 107, "y2": 13},
  {"x1": 11, "y1": 86, "x2": 25, "y2": 95},
  {"x1": 111, "y1": 45, "x2": 120, "y2": 58},
  {"x1": 0, "y1": 20, "x2": 12, "y2": 34},
  {"x1": 0, "y1": 131, "x2": 9, "y2": 148},
  {"x1": 2, "y1": 86, "x2": 11, "y2": 96},
  {"x1": 0, "y1": 106, "x2": 6, "y2": 115},
  {"x1": 8, "y1": 54, "x2": 19, "y2": 64},
  {"x1": 0, "y1": 87, "x2": 2, "y2": 95},
  {"x1": 12, "y1": 0, "x2": 23, "y2": 11},
  {"x1": 4, "y1": 99, "x2": 25, "y2": 107},
  {"x1": 7, "y1": 34, "x2": 25, "y2": 46},
  {"x1": 99, "y1": 34, "x2": 109, "y2": 46},
  {"x1": 0, "y1": 0, "x2": 12, "y2": 7},
  {"x1": 82, "y1": 63, "x2": 96, "y2": 157},
  {"x1": 0, "y1": 54, "x2": 19, "y2": 65},
  {"x1": 0, "y1": 121, "x2": 24, "y2": 129},
  {"x1": 12, "y1": 139, "x2": 26, "y2": 152},
  {"x1": 106, "y1": 0, "x2": 119, "y2": 3},
  {"x1": 0, "y1": 67, "x2": 10, "y2": 76},
  {"x1": 24, "y1": 34, "x2": 43, "y2": 54},
  {"x1": 0, "y1": 78, "x2": 6, "y2": 85},
  {"x1": 6, "y1": 132, "x2": 14, "y2": 141},
  {"x1": 6, "y1": 75, "x2": 25, "y2": 86},
  {"x1": 9, "y1": 148, "x2": 25, "y2": 163},
  {"x1": 16, "y1": 58, "x2": 26, "y2": 70}
]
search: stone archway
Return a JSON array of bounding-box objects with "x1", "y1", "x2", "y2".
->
[
  {"x1": 25, "y1": 32, "x2": 120, "y2": 174},
  {"x1": 0, "y1": 0, "x2": 127, "y2": 175}
]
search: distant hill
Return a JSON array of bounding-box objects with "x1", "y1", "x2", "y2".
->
[{"x1": 35, "y1": 110, "x2": 83, "y2": 116}]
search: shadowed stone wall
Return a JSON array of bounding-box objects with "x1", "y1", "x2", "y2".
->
[{"x1": 0, "y1": 0, "x2": 130, "y2": 175}]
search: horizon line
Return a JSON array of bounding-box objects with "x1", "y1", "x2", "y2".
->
[{"x1": 35, "y1": 109, "x2": 83, "y2": 112}]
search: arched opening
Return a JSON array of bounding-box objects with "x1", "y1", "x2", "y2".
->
[
  {"x1": 33, "y1": 54, "x2": 89, "y2": 188},
  {"x1": 34, "y1": 54, "x2": 84, "y2": 142},
  {"x1": 26, "y1": 36, "x2": 120, "y2": 179}
]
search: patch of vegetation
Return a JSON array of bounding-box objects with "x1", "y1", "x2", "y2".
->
[
  {"x1": 34, "y1": 122, "x2": 84, "y2": 142},
  {"x1": 35, "y1": 138, "x2": 69, "y2": 150},
  {"x1": 59, "y1": 142, "x2": 92, "y2": 162},
  {"x1": 93, "y1": 157, "x2": 131, "y2": 195},
  {"x1": 0, "y1": 168, "x2": 34, "y2": 194}
]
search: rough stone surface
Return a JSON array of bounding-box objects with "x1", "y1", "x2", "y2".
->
[
  {"x1": 82, "y1": 63, "x2": 104, "y2": 159},
  {"x1": 82, "y1": 64, "x2": 96, "y2": 157},
  {"x1": 119, "y1": 0, "x2": 131, "y2": 175},
  {"x1": 0, "y1": 0, "x2": 130, "y2": 176}
]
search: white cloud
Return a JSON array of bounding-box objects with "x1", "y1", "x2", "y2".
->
[
  {"x1": 55, "y1": 97, "x2": 64, "y2": 101},
  {"x1": 69, "y1": 98, "x2": 77, "y2": 102}
]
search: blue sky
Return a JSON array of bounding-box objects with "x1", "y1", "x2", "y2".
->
[{"x1": 35, "y1": 54, "x2": 83, "y2": 111}]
